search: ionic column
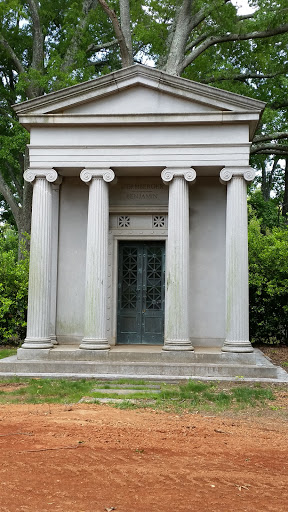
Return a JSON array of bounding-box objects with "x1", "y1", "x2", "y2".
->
[
  {"x1": 161, "y1": 168, "x2": 196, "y2": 351},
  {"x1": 22, "y1": 168, "x2": 59, "y2": 349},
  {"x1": 50, "y1": 181, "x2": 62, "y2": 344},
  {"x1": 220, "y1": 167, "x2": 255, "y2": 353},
  {"x1": 80, "y1": 168, "x2": 115, "y2": 350}
]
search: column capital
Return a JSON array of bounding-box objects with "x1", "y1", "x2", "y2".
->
[
  {"x1": 80, "y1": 168, "x2": 115, "y2": 184},
  {"x1": 161, "y1": 167, "x2": 196, "y2": 184},
  {"x1": 220, "y1": 166, "x2": 255, "y2": 184},
  {"x1": 24, "y1": 168, "x2": 59, "y2": 183}
]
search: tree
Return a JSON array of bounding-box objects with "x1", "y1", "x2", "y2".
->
[
  {"x1": 0, "y1": 225, "x2": 29, "y2": 344},
  {"x1": 248, "y1": 212, "x2": 288, "y2": 344},
  {"x1": 1, "y1": 0, "x2": 288, "y2": 234}
]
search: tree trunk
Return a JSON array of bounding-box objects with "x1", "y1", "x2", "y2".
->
[
  {"x1": 282, "y1": 157, "x2": 288, "y2": 221},
  {"x1": 98, "y1": 0, "x2": 134, "y2": 68},
  {"x1": 261, "y1": 162, "x2": 269, "y2": 201},
  {"x1": 17, "y1": 148, "x2": 32, "y2": 258},
  {"x1": 164, "y1": 0, "x2": 192, "y2": 76},
  {"x1": 262, "y1": 158, "x2": 278, "y2": 201},
  {"x1": 119, "y1": 0, "x2": 133, "y2": 67}
]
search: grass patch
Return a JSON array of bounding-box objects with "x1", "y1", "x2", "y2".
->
[
  {"x1": 0, "y1": 377, "x2": 281, "y2": 415},
  {"x1": 0, "y1": 348, "x2": 17, "y2": 359},
  {"x1": 0, "y1": 378, "x2": 98, "y2": 404},
  {"x1": 113, "y1": 380, "x2": 278, "y2": 413}
]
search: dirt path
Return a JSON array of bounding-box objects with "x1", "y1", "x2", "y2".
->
[{"x1": 0, "y1": 404, "x2": 287, "y2": 512}]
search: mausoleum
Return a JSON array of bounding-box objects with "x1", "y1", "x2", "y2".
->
[{"x1": 11, "y1": 64, "x2": 273, "y2": 378}]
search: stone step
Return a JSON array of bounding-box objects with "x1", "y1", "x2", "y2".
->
[
  {"x1": 16, "y1": 347, "x2": 257, "y2": 365},
  {"x1": 0, "y1": 356, "x2": 279, "y2": 379},
  {"x1": 90, "y1": 388, "x2": 161, "y2": 395}
]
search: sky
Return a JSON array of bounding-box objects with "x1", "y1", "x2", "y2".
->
[{"x1": 232, "y1": 0, "x2": 256, "y2": 14}]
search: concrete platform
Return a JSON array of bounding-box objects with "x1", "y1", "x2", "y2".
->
[{"x1": 0, "y1": 345, "x2": 287, "y2": 382}]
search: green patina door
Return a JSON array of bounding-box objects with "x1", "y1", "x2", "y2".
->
[{"x1": 117, "y1": 241, "x2": 165, "y2": 344}]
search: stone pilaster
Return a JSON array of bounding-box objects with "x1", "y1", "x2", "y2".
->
[
  {"x1": 220, "y1": 166, "x2": 255, "y2": 353},
  {"x1": 80, "y1": 168, "x2": 115, "y2": 350},
  {"x1": 161, "y1": 168, "x2": 196, "y2": 351},
  {"x1": 22, "y1": 168, "x2": 59, "y2": 349}
]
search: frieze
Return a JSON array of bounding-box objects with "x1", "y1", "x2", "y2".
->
[{"x1": 110, "y1": 178, "x2": 168, "y2": 206}]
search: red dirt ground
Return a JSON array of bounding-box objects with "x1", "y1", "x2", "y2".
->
[{"x1": 0, "y1": 404, "x2": 287, "y2": 512}]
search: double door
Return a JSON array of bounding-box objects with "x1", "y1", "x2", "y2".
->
[{"x1": 117, "y1": 242, "x2": 165, "y2": 344}]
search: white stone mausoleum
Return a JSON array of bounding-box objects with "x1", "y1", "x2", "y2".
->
[{"x1": 13, "y1": 64, "x2": 268, "y2": 374}]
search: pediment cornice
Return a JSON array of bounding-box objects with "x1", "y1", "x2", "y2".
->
[{"x1": 13, "y1": 64, "x2": 265, "y2": 116}]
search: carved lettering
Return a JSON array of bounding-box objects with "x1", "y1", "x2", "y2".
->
[
  {"x1": 126, "y1": 193, "x2": 158, "y2": 200},
  {"x1": 121, "y1": 184, "x2": 164, "y2": 190}
]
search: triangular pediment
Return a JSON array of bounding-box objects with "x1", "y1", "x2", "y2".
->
[
  {"x1": 62, "y1": 85, "x2": 223, "y2": 115},
  {"x1": 13, "y1": 64, "x2": 265, "y2": 116}
]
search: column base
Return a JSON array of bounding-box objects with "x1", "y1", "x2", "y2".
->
[
  {"x1": 221, "y1": 340, "x2": 254, "y2": 353},
  {"x1": 21, "y1": 337, "x2": 54, "y2": 349},
  {"x1": 79, "y1": 338, "x2": 111, "y2": 351},
  {"x1": 50, "y1": 335, "x2": 58, "y2": 345},
  {"x1": 162, "y1": 339, "x2": 194, "y2": 351}
]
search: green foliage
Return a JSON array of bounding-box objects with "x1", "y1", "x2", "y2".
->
[
  {"x1": 0, "y1": 226, "x2": 29, "y2": 345},
  {"x1": 248, "y1": 189, "x2": 284, "y2": 230},
  {"x1": 248, "y1": 212, "x2": 288, "y2": 344}
]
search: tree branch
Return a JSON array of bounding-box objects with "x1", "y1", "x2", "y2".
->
[
  {"x1": 0, "y1": 34, "x2": 25, "y2": 74},
  {"x1": 188, "y1": 5, "x2": 211, "y2": 33},
  {"x1": 253, "y1": 132, "x2": 288, "y2": 143},
  {"x1": 0, "y1": 172, "x2": 21, "y2": 229},
  {"x1": 86, "y1": 39, "x2": 118, "y2": 53},
  {"x1": 26, "y1": 0, "x2": 44, "y2": 71},
  {"x1": 201, "y1": 70, "x2": 286, "y2": 84},
  {"x1": 270, "y1": 100, "x2": 288, "y2": 110},
  {"x1": 6, "y1": 163, "x2": 23, "y2": 199},
  {"x1": 98, "y1": 0, "x2": 132, "y2": 67},
  {"x1": 185, "y1": 2, "x2": 255, "y2": 52},
  {"x1": 237, "y1": 14, "x2": 257, "y2": 21},
  {"x1": 251, "y1": 143, "x2": 288, "y2": 155},
  {"x1": 61, "y1": 0, "x2": 98, "y2": 72},
  {"x1": 186, "y1": 32, "x2": 209, "y2": 52},
  {"x1": 181, "y1": 23, "x2": 288, "y2": 72}
]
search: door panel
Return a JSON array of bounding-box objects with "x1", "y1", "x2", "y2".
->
[{"x1": 117, "y1": 242, "x2": 165, "y2": 344}]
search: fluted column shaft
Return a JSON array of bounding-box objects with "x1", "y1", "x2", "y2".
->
[
  {"x1": 161, "y1": 168, "x2": 196, "y2": 351},
  {"x1": 80, "y1": 168, "x2": 115, "y2": 350},
  {"x1": 50, "y1": 182, "x2": 62, "y2": 344},
  {"x1": 220, "y1": 167, "x2": 255, "y2": 353},
  {"x1": 22, "y1": 168, "x2": 59, "y2": 349}
]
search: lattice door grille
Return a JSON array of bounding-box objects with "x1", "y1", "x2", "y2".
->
[
  {"x1": 146, "y1": 247, "x2": 163, "y2": 310},
  {"x1": 120, "y1": 247, "x2": 138, "y2": 309}
]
